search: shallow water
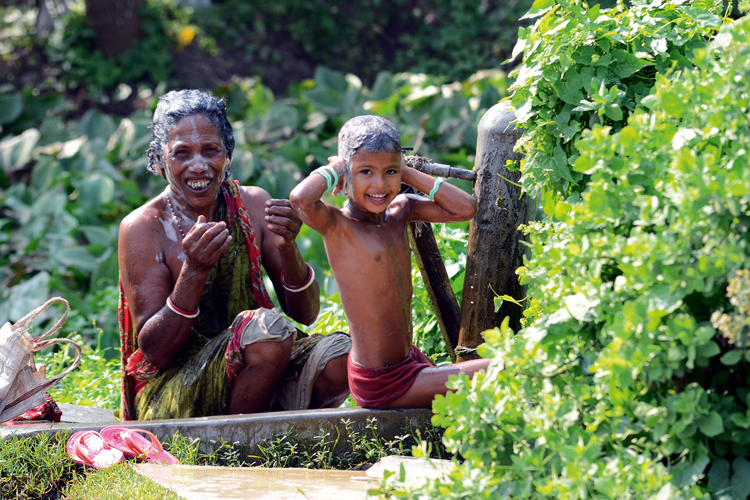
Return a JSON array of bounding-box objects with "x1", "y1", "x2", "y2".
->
[{"x1": 132, "y1": 464, "x2": 372, "y2": 500}]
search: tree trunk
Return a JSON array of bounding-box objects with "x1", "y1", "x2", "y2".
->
[
  {"x1": 457, "y1": 101, "x2": 533, "y2": 361},
  {"x1": 84, "y1": 0, "x2": 143, "y2": 58}
]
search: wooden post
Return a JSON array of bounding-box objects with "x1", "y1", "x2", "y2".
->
[
  {"x1": 457, "y1": 101, "x2": 533, "y2": 361},
  {"x1": 408, "y1": 223, "x2": 460, "y2": 362}
]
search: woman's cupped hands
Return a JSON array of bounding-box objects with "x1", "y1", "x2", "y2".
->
[{"x1": 182, "y1": 215, "x2": 233, "y2": 274}]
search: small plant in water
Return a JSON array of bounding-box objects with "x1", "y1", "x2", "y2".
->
[
  {"x1": 166, "y1": 432, "x2": 248, "y2": 467},
  {"x1": 249, "y1": 418, "x2": 446, "y2": 469}
]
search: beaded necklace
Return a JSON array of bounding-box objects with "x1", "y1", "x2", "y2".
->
[{"x1": 164, "y1": 193, "x2": 185, "y2": 238}]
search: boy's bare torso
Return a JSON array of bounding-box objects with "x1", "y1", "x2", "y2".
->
[
  {"x1": 324, "y1": 199, "x2": 415, "y2": 368},
  {"x1": 291, "y1": 147, "x2": 478, "y2": 380}
]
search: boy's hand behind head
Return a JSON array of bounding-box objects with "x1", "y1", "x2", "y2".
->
[{"x1": 327, "y1": 156, "x2": 347, "y2": 196}]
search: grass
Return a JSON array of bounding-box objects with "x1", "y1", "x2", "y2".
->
[
  {"x1": 0, "y1": 419, "x2": 447, "y2": 499},
  {"x1": 0, "y1": 429, "x2": 180, "y2": 500},
  {"x1": 64, "y1": 462, "x2": 183, "y2": 500}
]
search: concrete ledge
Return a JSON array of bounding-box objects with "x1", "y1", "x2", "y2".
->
[{"x1": 1, "y1": 406, "x2": 434, "y2": 459}]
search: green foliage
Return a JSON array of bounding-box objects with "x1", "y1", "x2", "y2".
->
[
  {"x1": 36, "y1": 333, "x2": 121, "y2": 409},
  {"x1": 166, "y1": 432, "x2": 250, "y2": 466},
  {"x1": 509, "y1": 0, "x2": 723, "y2": 205},
  {"x1": 45, "y1": 0, "x2": 211, "y2": 94},
  {"x1": 197, "y1": 0, "x2": 532, "y2": 82},
  {"x1": 251, "y1": 417, "x2": 445, "y2": 469},
  {"x1": 386, "y1": 12, "x2": 750, "y2": 500}
]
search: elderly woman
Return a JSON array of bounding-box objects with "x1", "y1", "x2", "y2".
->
[{"x1": 118, "y1": 89, "x2": 351, "y2": 420}]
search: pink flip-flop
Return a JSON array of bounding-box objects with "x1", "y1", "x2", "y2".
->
[
  {"x1": 100, "y1": 426, "x2": 179, "y2": 465},
  {"x1": 66, "y1": 430, "x2": 124, "y2": 469}
]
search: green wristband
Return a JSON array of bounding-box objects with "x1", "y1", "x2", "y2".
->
[
  {"x1": 312, "y1": 167, "x2": 333, "y2": 191},
  {"x1": 324, "y1": 166, "x2": 339, "y2": 191},
  {"x1": 428, "y1": 177, "x2": 445, "y2": 200}
]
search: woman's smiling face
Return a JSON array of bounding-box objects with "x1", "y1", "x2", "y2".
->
[{"x1": 163, "y1": 114, "x2": 228, "y2": 213}]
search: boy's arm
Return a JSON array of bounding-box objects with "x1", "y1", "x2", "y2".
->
[
  {"x1": 400, "y1": 162, "x2": 477, "y2": 223},
  {"x1": 289, "y1": 156, "x2": 345, "y2": 235}
]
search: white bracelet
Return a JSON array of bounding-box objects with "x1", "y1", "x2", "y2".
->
[
  {"x1": 281, "y1": 263, "x2": 316, "y2": 293},
  {"x1": 166, "y1": 295, "x2": 200, "y2": 319}
]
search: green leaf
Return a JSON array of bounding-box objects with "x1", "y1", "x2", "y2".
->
[
  {"x1": 671, "y1": 451, "x2": 710, "y2": 488},
  {"x1": 732, "y1": 458, "x2": 750, "y2": 499},
  {"x1": 313, "y1": 66, "x2": 348, "y2": 94},
  {"x1": 698, "y1": 411, "x2": 724, "y2": 437},
  {"x1": 564, "y1": 293, "x2": 600, "y2": 322},
  {"x1": 304, "y1": 88, "x2": 345, "y2": 115},
  {"x1": 699, "y1": 341, "x2": 721, "y2": 358},
  {"x1": 660, "y1": 91, "x2": 686, "y2": 119},
  {"x1": 521, "y1": 0, "x2": 556, "y2": 20},
  {"x1": 2, "y1": 272, "x2": 50, "y2": 323},
  {"x1": 609, "y1": 50, "x2": 653, "y2": 79},
  {"x1": 720, "y1": 350, "x2": 743, "y2": 366},
  {"x1": 369, "y1": 72, "x2": 396, "y2": 101},
  {"x1": 603, "y1": 103, "x2": 623, "y2": 121},
  {"x1": 0, "y1": 128, "x2": 40, "y2": 172},
  {"x1": 55, "y1": 247, "x2": 97, "y2": 274},
  {"x1": 708, "y1": 459, "x2": 731, "y2": 496},
  {"x1": 646, "y1": 284, "x2": 683, "y2": 314},
  {"x1": 77, "y1": 109, "x2": 116, "y2": 140},
  {"x1": 77, "y1": 174, "x2": 115, "y2": 209},
  {"x1": 493, "y1": 296, "x2": 503, "y2": 312},
  {"x1": 0, "y1": 92, "x2": 24, "y2": 125}
]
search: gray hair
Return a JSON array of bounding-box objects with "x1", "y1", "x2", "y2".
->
[
  {"x1": 337, "y1": 115, "x2": 401, "y2": 191},
  {"x1": 147, "y1": 89, "x2": 235, "y2": 181}
]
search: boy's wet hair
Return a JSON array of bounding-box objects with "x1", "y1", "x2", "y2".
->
[
  {"x1": 147, "y1": 89, "x2": 235, "y2": 181},
  {"x1": 337, "y1": 115, "x2": 402, "y2": 192}
]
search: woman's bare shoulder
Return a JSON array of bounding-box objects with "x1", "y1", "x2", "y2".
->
[
  {"x1": 238, "y1": 184, "x2": 272, "y2": 206},
  {"x1": 119, "y1": 197, "x2": 172, "y2": 253}
]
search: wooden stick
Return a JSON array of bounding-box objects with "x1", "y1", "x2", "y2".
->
[
  {"x1": 405, "y1": 155, "x2": 477, "y2": 182},
  {"x1": 407, "y1": 223, "x2": 460, "y2": 362}
]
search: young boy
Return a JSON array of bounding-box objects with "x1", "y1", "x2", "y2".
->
[{"x1": 290, "y1": 115, "x2": 489, "y2": 409}]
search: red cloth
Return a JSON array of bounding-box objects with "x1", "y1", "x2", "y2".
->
[
  {"x1": 2, "y1": 395, "x2": 62, "y2": 424},
  {"x1": 348, "y1": 344, "x2": 431, "y2": 409}
]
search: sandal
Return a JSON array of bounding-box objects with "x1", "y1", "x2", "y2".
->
[
  {"x1": 66, "y1": 430, "x2": 124, "y2": 469},
  {"x1": 100, "y1": 426, "x2": 179, "y2": 465}
]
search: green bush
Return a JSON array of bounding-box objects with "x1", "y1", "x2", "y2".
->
[
  {"x1": 508, "y1": 0, "x2": 723, "y2": 206},
  {"x1": 48, "y1": 0, "x2": 210, "y2": 95},
  {"x1": 377, "y1": 10, "x2": 750, "y2": 500},
  {"x1": 198, "y1": 0, "x2": 532, "y2": 83}
]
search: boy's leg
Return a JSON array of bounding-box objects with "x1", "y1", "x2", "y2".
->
[{"x1": 387, "y1": 358, "x2": 490, "y2": 409}]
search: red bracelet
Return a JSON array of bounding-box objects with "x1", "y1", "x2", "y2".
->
[
  {"x1": 166, "y1": 295, "x2": 200, "y2": 319},
  {"x1": 280, "y1": 263, "x2": 315, "y2": 293}
]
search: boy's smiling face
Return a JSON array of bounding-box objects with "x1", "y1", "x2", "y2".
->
[{"x1": 348, "y1": 149, "x2": 402, "y2": 214}]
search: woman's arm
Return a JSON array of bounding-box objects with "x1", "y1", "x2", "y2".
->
[
  {"x1": 241, "y1": 186, "x2": 320, "y2": 326},
  {"x1": 119, "y1": 207, "x2": 232, "y2": 370}
]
